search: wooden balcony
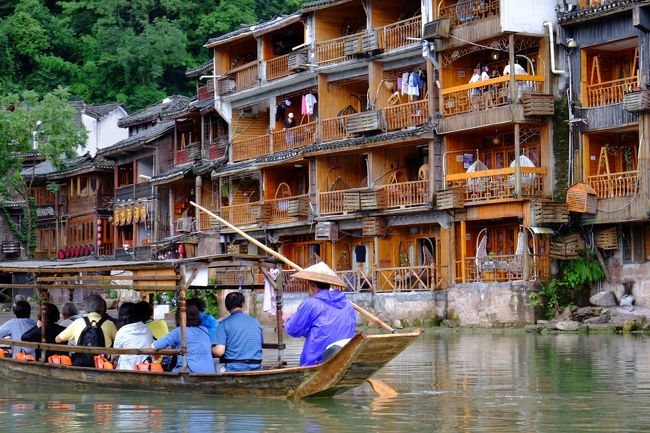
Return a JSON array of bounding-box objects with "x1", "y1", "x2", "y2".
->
[
  {"x1": 321, "y1": 115, "x2": 352, "y2": 142},
  {"x1": 266, "y1": 194, "x2": 310, "y2": 223},
  {"x1": 316, "y1": 32, "x2": 364, "y2": 66},
  {"x1": 198, "y1": 84, "x2": 214, "y2": 102},
  {"x1": 199, "y1": 211, "x2": 219, "y2": 231},
  {"x1": 319, "y1": 190, "x2": 347, "y2": 215},
  {"x1": 376, "y1": 16, "x2": 421, "y2": 52},
  {"x1": 67, "y1": 193, "x2": 112, "y2": 212},
  {"x1": 232, "y1": 134, "x2": 271, "y2": 162},
  {"x1": 384, "y1": 99, "x2": 429, "y2": 131},
  {"x1": 383, "y1": 180, "x2": 430, "y2": 208},
  {"x1": 221, "y1": 202, "x2": 261, "y2": 226},
  {"x1": 115, "y1": 182, "x2": 152, "y2": 201},
  {"x1": 436, "y1": 0, "x2": 500, "y2": 50},
  {"x1": 175, "y1": 142, "x2": 200, "y2": 165},
  {"x1": 586, "y1": 76, "x2": 638, "y2": 107},
  {"x1": 456, "y1": 254, "x2": 549, "y2": 283},
  {"x1": 206, "y1": 142, "x2": 226, "y2": 160},
  {"x1": 270, "y1": 122, "x2": 317, "y2": 152},
  {"x1": 442, "y1": 75, "x2": 545, "y2": 117},
  {"x1": 336, "y1": 265, "x2": 448, "y2": 293},
  {"x1": 266, "y1": 54, "x2": 291, "y2": 81},
  {"x1": 217, "y1": 61, "x2": 259, "y2": 96},
  {"x1": 98, "y1": 243, "x2": 114, "y2": 257},
  {"x1": 445, "y1": 167, "x2": 546, "y2": 204},
  {"x1": 586, "y1": 171, "x2": 638, "y2": 199}
]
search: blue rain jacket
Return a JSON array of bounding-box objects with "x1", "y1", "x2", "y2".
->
[{"x1": 284, "y1": 289, "x2": 357, "y2": 366}]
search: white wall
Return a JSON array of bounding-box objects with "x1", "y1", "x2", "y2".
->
[
  {"x1": 501, "y1": 0, "x2": 557, "y2": 35},
  {"x1": 77, "y1": 107, "x2": 129, "y2": 157}
]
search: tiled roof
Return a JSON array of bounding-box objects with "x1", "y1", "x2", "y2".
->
[
  {"x1": 118, "y1": 96, "x2": 191, "y2": 128},
  {"x1": 558, "y1": 0, "x2": 649, "y2": 22},
  {"x1": 186, "y1": 60, "x2": 213, "y2": 78},
  {"x1": 204, "y1": 14, "x2": 300, "y2": 46},
  {"x1": 302, "y1": 0, "x2": 352, "y2": 11},
  {"x1": 205, "y1": 26, "x2": 252, "y2": 47},
  {"x1": 85, "y1": 102, "x2": 125, "y2": 119},
  {"x1": 97, "y1": 121, "x2": 175, "y2": 156},
  {"x1": 23, "y1": 154, "x2": 115, "y2": 180}
]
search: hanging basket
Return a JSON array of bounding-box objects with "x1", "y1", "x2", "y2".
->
[{"x1": 595, "y1": 227, "x2": 618, "y2": 250}]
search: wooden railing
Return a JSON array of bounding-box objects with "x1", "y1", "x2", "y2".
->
[
  {"x1": 282, "y1": 270, "x2": 310, "y2": 293},
  {"x1": 321, "y1": 115, "x2": 352, "y2": 142},
  {"x1": 383, "y1": 180, "x2": 429, "y2": 208},
  {"x1": 586, "y1": 76, "x2": 638, "y2": 107},
  {"x1": 232, "y1": 134, "x2": 271, "y2": 162},
  {"x1": 217, "y1": 61, "x2": 259, "y2": 95},
  {"x1": 266, "y1": 194, "x2": 309, "y2": 223},
  {"x1": 198, "y1": 85, "x2": 213, "y2": 101},
  {"x1": 439, "y1": 0, "x2": 500, "y2": 26},
  {"x1": 441, "y1": 75, "x2": 545, "y2": 116},
  {"x1": 456, "y1": 253, "x2": 548, "y2": 283},
  {"x1": 319, "y1": 190, "x2": 347, "y2": 215},
  {"x1": 316, "y1": 32, "x2": 363, "y2": 66},
  {"x1": 98, "y1": 243, "x2": 114, "y2": 257},
  {"x1": 266, "y1": 54, "x2": 291, "y2": 81},
  {"x1": 199, "y1": 211, "x2": 219, "y2": 231},
  {"x1": 446, "y1": 167, "x2": 546, "y2": 203},
  {"x1": 271, "y1": 122, "x2": 317, "y2": 152},
  {"x1": 587, "y1": 171, "x2": 638, "y2": 199},
  {"x1": 577, "y1": 0, "x2": 620, "y2": 10},
  {"x1": 384, "y1": 99, "x2": 429, "y2": 131},
  {"x1": 221, "y1": 202, "x2": 260, "y2": 226},
  {"x1": 336, "y1": 265, "x2": 447, "y2": 293},
  {"x1": 377, "y1": 15, "x2": 421, "y2": 51}
]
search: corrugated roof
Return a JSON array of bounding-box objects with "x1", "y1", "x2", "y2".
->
[
  {"x1": 97, "y1": 121, "x2": 175, "y2": 156},
  {"x1": 118, "y1": 96, "x2": 191, "y2": 128}
]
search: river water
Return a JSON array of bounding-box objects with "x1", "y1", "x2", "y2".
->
[{"x1": 1, "y1": 329, "x2": 650, "y2": 432}]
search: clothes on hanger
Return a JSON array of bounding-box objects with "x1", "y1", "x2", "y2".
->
[{"x1": 305, "y1": 93, "x2": 317, "y2": 115}]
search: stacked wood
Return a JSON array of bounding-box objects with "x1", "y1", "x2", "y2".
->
[
  {"x1": 436, "y1": 187, "x2": 464, "y2": 210},
  {"x1": 595, "y1": 227, "x2": 618, "y2": 250},
  {"x1": 348, "y1": 110, "x2": 385, "y2": 134},
  {"x1": 566, "y1": 183, "x2": 598, "y2": 214},
  {"x1": 533, "y1": 202, "x2": 569, "y2": 225},
  {"x1": 343, "y1": 191, "x2": 361, "y2": 212},
  {"x1": 288, "y1": 49, "x2": 308, "y2": 72},
  {"x1": 227, "y1": 244, "x2": 248, "y2": 254},
  {"x1": 343, "y1": 35, "x2": 363, "y2": 56},
  {"x1": 362, "y1": 31, "x2": 381, "y2": 53},
  {"x1": 359, "y1": 189, "x2": 386, "y2": 210},
  {"x1": 623, "y1": 89, "x2": 650, "y2": 112},
  {"x1": 550, "y1": 234, "x2": 584, "y2": 259},
  {"x1": 362, "y1": 217, "x2": 386, "y2": 237},
  {"x1": 315, "y1": 222, "x2": 338, "y2": 241},
  {"x1": 522, "y1": 93, "x2": 554, "y2": 117}
]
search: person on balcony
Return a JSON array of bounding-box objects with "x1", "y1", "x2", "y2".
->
[
  {"x1": 503, "y1": 62, "x2": 530, "y2": 102},
  {"x1": 284, "y1": 112, "x2": 296, "y2": 146},
  {"x1": 283, "y1": 262, "x2": 357, "y2": 366},
  {"x1": 468, "y1": 68, "x2": 482, "y2": 110}
]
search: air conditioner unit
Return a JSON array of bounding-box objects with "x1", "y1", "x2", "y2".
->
[
  {"x1": 288, "y1": 49, "x2": 309, "y2": 71},
  {"x1": 423, "y1": 19, "x2": 450, "y2": 41},
  {"x1": 315, "y1": 222, "x2": 338, "y2": 241}
]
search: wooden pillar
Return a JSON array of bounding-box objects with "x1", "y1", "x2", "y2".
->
[
  {"x1": 460, "y1": 220, "x2": 466, "y2": 284},
  {"x1": 368, "y1": 61, "x2": 386, "y2": 110},
  {"x1": 580, "y1": 48, "x2": 588, "y2": 107},
  {"x1": 515, "y1": 123, "x2": 522, "y2": 198},
  {"x1": 522, "y1": 228, "x2": 530, "y2": 280},
  {"x1": 39, "y1": 289, "x2": 48, "y2": 362},
  {"x1": 509, "y1": 34, "x2": 516, "y2": 103},
  {"x1": 275, "y1": 264, "x2": 284, "y2": 366},
  {"x1": 581, "y1": 133, "x2": 590, "y2": 183}
]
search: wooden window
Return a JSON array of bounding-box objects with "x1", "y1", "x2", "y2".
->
[{"x1": 622, "y1": 224, "x2": 645, "y2": 263}]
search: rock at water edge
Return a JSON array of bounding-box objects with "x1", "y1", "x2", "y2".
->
[{"x1": 589, "y1": 291, "x2": 617, "y2": 307}]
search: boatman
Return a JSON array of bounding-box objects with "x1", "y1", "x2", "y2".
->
[{"x1": 283, "y1": 262, "x2": 357, "y2": 366}]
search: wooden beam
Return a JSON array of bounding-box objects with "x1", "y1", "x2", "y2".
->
[
  {"x1": 0, "y1": 338, "x2": 179, "y2": 356},
  {"x1": 37, "y1": 275, "x2": 180, "y2": 282},
  {"x1": 0, "y1": 284, "x2": 178, "y2": 292}
]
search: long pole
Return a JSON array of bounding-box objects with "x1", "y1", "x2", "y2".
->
[{"x1": 189, "y1": 201, "x2": 395, "y2": 333}]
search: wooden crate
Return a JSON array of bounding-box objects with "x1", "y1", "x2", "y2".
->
[
  {"x1": 362, "y1": 31, "x2": 381, "y2": 53},
  {"x1": 287, "y1": 197, "x2": 309, "y2": 217},
  {"x1": 288, "y1": 49, "x2": 308, "y2": 71},
  {"x1": 360, "y1": 189, "x2": 386, "y2": 210},
  {"x1": 362, "y1": 217, "x2": 386, "y2": 237},
  {"x1": 595, "y1": 227, "x2": 618, "y2": 250},
  {"x1": 533, "y1": 202, "x2": 569, "y2": 225},
  {"x1": 348, "y1": 110, "x2": 385, "y2": 134},
  {"x1": 227, "y1": 244, "x2": 248, "y2": 254},
  {"x1": 344, "y1": 191, "x2": 361, "y2": 212},
  {"x1": 251, "y1": 204, "x2": 270, "y2": 223},
  {"x1": 522, "y1": 93, "x2": 554, "y2": 117},
  {"x1": 550, "y1": 234, "x2": 584, "y2": 259},
  {"x1": 436, "y1": 187, "x2": 464, "y2": 210},
  {"x1": 623, "y1": 89, "x2": 650, "y2": 112},
  {"x1": 315, "y1": 222, "x2": 338, "y2": 241},
  {"x1": 566, "y1": 183, "x2": 598, "y2": 214},
  {"x1": 422, "y1": 18, "x2": 450, "y2": 41},
  {"x1": 343, "y1": 35, "x2": 363, "y2": 56}
]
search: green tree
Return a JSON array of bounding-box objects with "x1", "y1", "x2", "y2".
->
[{"x1": 0, "y1": 87, "x2": 87, "y2": 258}]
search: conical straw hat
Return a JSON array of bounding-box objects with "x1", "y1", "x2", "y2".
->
[{"x1": 291, "y1": 262, "x2": 346, "y2": 287}]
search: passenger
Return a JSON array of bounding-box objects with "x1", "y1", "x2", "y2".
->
[
  {"x1": 55, "y1": 294, "x2": 118, "y2": 366},
  {"x1": 0, "y1": 300, "x2": 36, "y2": 358},
  {"x1": 283, "y1": 262, "x2": 357, "y2": 366},
  {"x1": 21, "y1": 303, "x2": 66, "y2": 360},
  {"x1": 187, "y1": 298, "x2": 217, "y2": 344},
  {"x1": 152, "y1": 302, "x2": 215, "y2": 373},
  {"x1": 135, "y1": 301, "x2": 169, "y2": 340},
  {"x1": 113, "y1": 302, "x2": 153, "y2": 370},
  {"x1": 59, "y1": 302, "x2": 80, "y2": 327},
  {"x1": 211, "y1": 292, "x2": 263, "y2": 372}
]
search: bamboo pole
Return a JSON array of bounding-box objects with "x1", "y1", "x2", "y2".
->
[{"x1": 189, "y1": 201, "x2": 395, "y2": 333}]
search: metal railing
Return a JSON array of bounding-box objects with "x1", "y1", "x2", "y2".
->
[{"x1": 586, "y1": 171, "x2": 638, "y2": 198}]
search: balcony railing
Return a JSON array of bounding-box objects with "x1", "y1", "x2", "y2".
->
[
  {"x1": 442, "y1": 75, "x2": 545, "y2": 116},
  {"x1": 446, "y1": 167, "x2": 546, "y2": 204},
  {"x1": 115, "y1": 182, "x2": 152, "y2": 201},
  {"x1": 199, "y1": 211, "x2": 219, "y2": 231},
  {"x1": 384, "y1": 99, "x2": 429, "y2": 131},
  {"x1": 587, "y1": 170, "x2": 638, "y2": 199},
  {"x1": 98, "y1": 243, "x2": 114, "y2": 257},
  {"x1": 586, "y1": 76, "x2": 638, "y2": 107},
  {"x1": 270, "y1": 122, "x2": 317, "y2": 152},
  {"x1": 383, "y1": 180, "x2": 429, "y2": 208},
  {"x1": 221, "y1": 202, "x2": 260, "y2": 226},
  {"x1": 198, "y1": 84, "x2": 214, "y2": 102},
  {"x1": 175, "y1": 142, "x2": 200, "y2": 165},
  {"x1": 377, "y1": 16, "x2": 421, "y2": 51},
  {"x1": 456, "y1": 254, "x2": 548, "y2": 283},
  {"x1": 266, "y1": 54, "x2": 291, "y2": 81},
  {"x1": 439, "y1": 0, "x2": 500, "y2": 27},
  {"x1": 321, "y1": 115, "x2": 352, "y2": 142},
  {"x1": 217, "y1": 61, "x2": 259, "y2": 95},
  {"x1": 335, "y1": 265, "x2": 447, "y2": 293},
  {"x1": 576, "y1": 0, "x2": 620, "y2": 10},
  {"x1": 266, "y1": 194, "x2": 310, "y2": 223},
  {"x1": 316, "y1": 32, "x2": 363, "y2": 66},
  {"x1": 232, "y1": 134, "x2": 271, "y2": 162},
  {"x1": 319, "y1": 190, "x2": 347, "y2": 215}
]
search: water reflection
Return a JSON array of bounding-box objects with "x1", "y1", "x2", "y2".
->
[{"x1": 1, "y1": 331, "x2": 650, "y2": 432}]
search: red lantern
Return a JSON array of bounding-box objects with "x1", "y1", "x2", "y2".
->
[
  {"x1": 178, "y1": 244, "x2": 185, "y2": 258},
  {"x1": 88, "y1": 244, "x2": 95, "y2": 255},
  {"x1": 64, "y1": 246, "x2": 70, "y2": 259},
  {"x1": 97, "y1": 219, "x2": 102, "y2": 226},
  {"x1": 97, "y1": 225, "x2": 102, "y2": 234},
  {"x1": 57, "y1": 249, "x2": 65, "y2": 260},
  {"x1": 97, "y1": 240, "x2": 102, "y2": 247}
]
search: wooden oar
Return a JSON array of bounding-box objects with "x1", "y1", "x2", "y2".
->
[
  {"x1": 189, "y1": 201, "x2": 400, "y2": 398},
  {"x1": 189, "y1": 201, "x2": 395, "y2": 333}
]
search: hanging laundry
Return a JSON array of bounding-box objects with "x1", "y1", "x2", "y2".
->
[
  {"x1": 401, "y1": 72, "x2": 410, "y2": 95},
  {"x1": 301, "y1": 94, "x2": 307, "y2": 116},
  {"x1": 407, "y1": 71, "x2": 419, "y2": 97},
  {"x1": 276, "y1": 104, "x2": 286, "y2": 122},
  {"x1": 263, "y1": 266, "x2": 280, "y2": 314},
  {"x1": 397, "y1": 76, "x2": 402, "y2": 91},
  {"x1": 305, "y1": 93, "x2": 317, "y2": 115}
]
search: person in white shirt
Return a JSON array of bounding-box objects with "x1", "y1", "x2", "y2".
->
[
  {"x1": 503, "y1": 63, "x2": 527, "y2": 76},
  {"x1": 113, "y1": 302, "x2": 153, "y2": 370},
  {"x1": 503, "y1": 62, "x2": 530, "y2": 101},
  {"x1": 468, "y1": 68, "x2": 482, "y2": 110}
]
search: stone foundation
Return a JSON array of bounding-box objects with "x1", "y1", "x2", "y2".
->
[{"x1": 601, "y1": 259, "x2": 650, "y2": 306}]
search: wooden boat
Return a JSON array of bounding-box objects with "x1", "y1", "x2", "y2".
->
[{"x1": 0, "y1": 255, "x2": 421, "y2": 398}]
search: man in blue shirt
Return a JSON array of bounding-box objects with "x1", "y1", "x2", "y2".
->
[
  {"x1": 187, "y1": 298, "x2": 218, "y2": 344},
  {"x1": 283, "y1": 262, "x2": 357, "y2": 366},
  {"x1": 0, "y1": 300, "x2": 36, "y2": 358},
  {"x1": 212, "y1": 292, "x2": 263, "y2": 372}
]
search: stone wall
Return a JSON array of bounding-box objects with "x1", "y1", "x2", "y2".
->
[
  {"x1": 446, "y1": 281, "x2": 536, "y2": 327},
  {"x1": 601, "y1": 259, "x2": 650, "y2": 306}
]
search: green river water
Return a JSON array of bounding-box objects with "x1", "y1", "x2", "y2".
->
[{"x1": 1, "y1": 330, "x2": 649, "y2": 432}]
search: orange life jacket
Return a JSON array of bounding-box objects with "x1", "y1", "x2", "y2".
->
[
  {"x1": 0, "y1": 348, "x2": 5, "y2": 358},
  {"x1": 48, "y1": 354, "x2": 72, "y2": 366},
  {"x1": 135, "y1": 362, "x2": 164, "y2": 372},
  {"x1": 94, "y1": 355, "x2": 114, "y2": 369},
  {"x1": 16, "y1": 352, "x2": 36, "y2": 362}
]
